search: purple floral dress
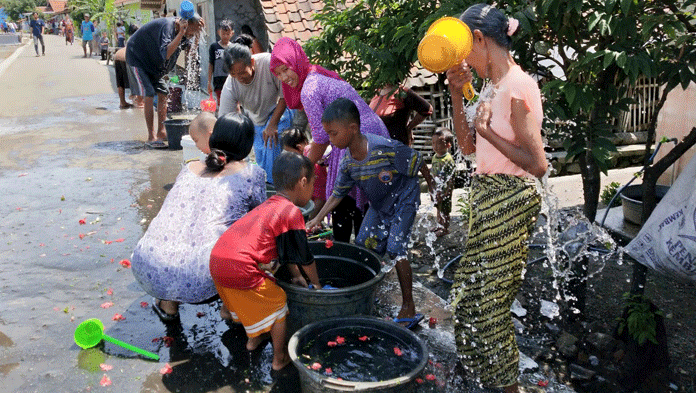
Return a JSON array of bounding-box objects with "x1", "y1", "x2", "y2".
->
[
  {"x1": 301, "y1": 72, "x2": 390, "y2": 207},
  {"x1": 131, "y1": 163, "x2": 266, "y2": 303}
]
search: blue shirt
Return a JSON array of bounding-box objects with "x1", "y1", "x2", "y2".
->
[
  {"x1": 81, "y1": 20, "x2": 94, "y2": 40},
  {"x1": 30, "y1": 19, "x2": 44, "y2": 37},
  {"x1": 333, "y1": 133, "x2": 423, "y2": 215}
]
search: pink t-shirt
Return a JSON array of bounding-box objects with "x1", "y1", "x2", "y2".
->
[{"x1": 476, "y1": 65, "x2": 543, "y2": 178}]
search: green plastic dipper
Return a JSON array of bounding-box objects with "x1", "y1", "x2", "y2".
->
[{"x1": 74, "y1": 318, "x2": 160, "y2": 361}]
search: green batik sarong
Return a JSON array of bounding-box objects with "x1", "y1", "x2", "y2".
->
[{"x1": 450, "y1": 174, "x2": 541, "y2": 388}]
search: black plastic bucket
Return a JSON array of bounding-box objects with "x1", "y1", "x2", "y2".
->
[
  {"x1": 163, "y1": 119, "x2": 190, "y2": 150},
  {"x1": 288, "y1": 316, "x2": 428, "y2": 392},
  {"x1": 276, "y1": 241, "x2": 386, "y2": 335},
  {"x1": 619, "y1": 184, "x2": 670, "y2": 225}
]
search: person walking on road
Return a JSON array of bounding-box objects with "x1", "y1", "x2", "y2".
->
[
  {"x1": 81, "y1": 14, "x2": 94, "y2": 58},
  {"x1": 29, "y1": 13, "x2": 45, "y2": 57}
]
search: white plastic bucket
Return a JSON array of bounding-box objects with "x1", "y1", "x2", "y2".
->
[{"x1": 181, "y1": 135, "x2": 205, "y2": 164}]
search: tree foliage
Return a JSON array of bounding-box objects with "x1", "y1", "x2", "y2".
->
[
  {"x1": 306, "y1": 0, "x2": 696, "y2": 220},
  {"x1": 0, "y1": 0, "x2": 37, "y2": 21}
]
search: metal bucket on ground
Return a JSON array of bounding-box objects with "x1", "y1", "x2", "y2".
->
[
  {"x1": 276, "y1": 241, "x2": 386, "y2": 335},
  {"x1": 288, "y1": 316, "x2": 428, "y2": 392},
  {"x1": 163, "y1": 119, "x2": 190, "y2": 150}
]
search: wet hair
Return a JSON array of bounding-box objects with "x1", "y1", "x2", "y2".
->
[
  {"x1": 116, "y1": 22, "x2": 122, "y2": 27},
  {"x1": 233, "y1": 34, "x2": 254, "y2": 49},
  {"x1": 218, "y1": 19, "x2": 233, "y2": 31},
  {"x1": 205, "y1": 113, "x2": 254, "y2": 171},
  {"x1": 321, "y1": 98, "x2": 360, "y2": 128},
  {"x1": 128, "y1": 24, "x2": 139, "y2": 35},
  {"x1": 222, "y1": 43, "x2": 252, "y2": 73},
  {"x1": 459, "y1": 4, "x2": 513, "y2": 50},
  {"x1": 281, "y1": 128, "x2": 309, "y2": 151},
  {"x1": 273, "y1": 151, "x2": 314, "y2": 192},
  {"x1": 433, "y1": 127, "x2": 454, "y2": 145},
  {"x1": 240, "y1": 24, "x2": 256, "y2": 38}
]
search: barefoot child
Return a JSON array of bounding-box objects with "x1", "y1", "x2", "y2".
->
[
  {"x1": 207, "y1": 20, "x2": 233, "y2": 104},
  {"x1": 210, "y1": 151, "x2": 322, "y2": 372},
  {"x1": 281, "y1": 128, "x2": 328, "y2": 220},
  {"x1": 430, "y1": 128, "x2": 456, "y2": 237},
  {"x1": 306, "y1": 98, "x2": 434, "y2": 330}
]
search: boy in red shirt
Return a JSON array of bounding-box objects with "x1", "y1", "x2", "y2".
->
[{"x1": 210, "y1": 151, "x2": 321, "y2": 373}]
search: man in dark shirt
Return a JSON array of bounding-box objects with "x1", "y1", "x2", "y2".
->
[
  {"x1": 29, "y1": 13, "x2": 45, "y2": 57},
  {"x1": 126, "y1": 14, "x2": 204, "y2": 146}
]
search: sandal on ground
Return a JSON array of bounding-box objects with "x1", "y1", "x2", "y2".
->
[
  {"x1": 119, "y1": 103, "x2": 133, "y2": 109},
  {"x1": 145, "y1": 140, "x2": 168, "y2": 149},
  {"x1": 152, "y1": 299, "x2": 179, "y2": 324},
  {"x1": 393, "y1": 313, "x2": 424, "y2": 330}
]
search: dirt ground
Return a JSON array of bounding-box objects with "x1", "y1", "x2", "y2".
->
[{"x1": 408, "y1": 203, "x2": 696, "y2": 392}]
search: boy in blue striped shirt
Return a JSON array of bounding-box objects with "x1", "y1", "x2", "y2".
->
[{"x1": 307, "y1": 98, "x2": 434, "y2": 330}]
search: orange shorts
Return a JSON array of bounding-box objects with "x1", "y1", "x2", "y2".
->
[{"x1": 215, "y1": 278, "x2": 288, "y2": 338}]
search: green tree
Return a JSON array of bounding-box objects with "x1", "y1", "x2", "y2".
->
[
  {"x1": 68, "y1": 0, "x2": 116, "y2": 40},
  {"x1": 305, "y1": 0, "x2": 696, "y2": 222},
  {"x1": 1, "y1": 0, "x2": 37, "y2": 21}
]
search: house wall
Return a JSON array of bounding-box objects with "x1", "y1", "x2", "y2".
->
[
  {"x1": 655, "y1": 82, "x2": 696, "y2": 186},
  {"x1": 212, "y1": 0, "x2": 267, "y2": 50}
]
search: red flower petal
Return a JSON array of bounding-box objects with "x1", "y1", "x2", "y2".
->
[
  {"x1": 112, "y1": 313, "x2": 125, "y2": 321},
  {"x1": 106, "y1": 288, "x2": 113, "y2": 295},
  {"x1": 79, "y1": 218, "x2": 86, "y2": 225},
  {"x1": 335, "y1": 336, "x2": 345, "y2": 345},
  {"x1": 325, "y1": 240, "x2": 333, "y2": 248},
  {"x1": 100, "y1": 302, "x2": 114, "y2": 308},
  {"x1": 538, "y1": 380, "x2": 549, "y2": 387},
  {"x1": 425, "y1": 374, "x2": 436, "y2": 381},
  {"x1": 104, "y1": 240, "x2": 112, "y2": 245},
  {"x1": 393, "y1": 347, "x2": 403, "y2": 356},
  {"x1": 311, "y1": 362, "x2": 322, "y2": 370},
  {"x1": 358, "y1": 335, "x2": 369, "y2": 342},
  {"x1": 140, "y1": 302, "x2": 149, "y2": 308},
  {"x1": 119, "y1": 259, "x2": 131, "y2": 268},
  {"x1": 78, "y1": 233, "x2": 85, "y2": 239},
  {"x1": 415, "y1": 378, "x2": 424, "y2": 384},
  {"x1": 196, "y1": 312, "x2": 206, "y2": 317},
  {"x1": 152, "y1": 337, "x2": 160, "y2": 342},
  {"x1": 325, "y1": 367, "x2": 332, "y2": 375},
  {"x1": 114, "y1": 238, "x2": 125, "y2": 243},
  {"x1": 99, "y1": 374, "x2": 112, "y2": 386},
  {"x1": 159, "y1": 363, "x2": 173, "y2": 374},
  {"x1": 162, "y1": 336, "x2": 174, "y2": 347},
  {"x1": 99, "y1": 363, "x2": 113, "y2": 371}
]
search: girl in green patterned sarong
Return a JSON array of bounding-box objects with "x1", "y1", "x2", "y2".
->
[{"x1": 444, "y1": 4, "x2": 548, "y2": 392}]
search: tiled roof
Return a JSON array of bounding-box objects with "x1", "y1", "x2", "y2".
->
[
  {"x1": 47, "y1": 0, "x2": 66, "y2": 13},
  {"x1": 260, "y1": 0, "x2": 436, "y2": 88},
  {"x1": 260, "y1": 0, "x2": 326, "y2": 46}
]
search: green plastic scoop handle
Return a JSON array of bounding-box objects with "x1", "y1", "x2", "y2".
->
[
  {"x1": 74, "y1": 318, "x2": 160, "y2": 361},
  {"x1": 307, "y1": 230, "x2": 333, "y2": 240},
  {"x1": 101, "y1": 333, "x2": 160, "y2": 361}
]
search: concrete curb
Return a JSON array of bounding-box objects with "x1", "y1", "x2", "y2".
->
[{"x1": 0, "y1": 42, "x2": 29, "y2": 80}]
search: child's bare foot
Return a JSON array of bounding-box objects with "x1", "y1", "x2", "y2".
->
[
  {"x1": 246, "y1": 333, "x2": 270, "y2": 351},
  {"x1": 156, "y1": 131, "x2": 168, "y2": 141},
  {"x1": 272, "y1": 353, "x2": 291, "y2": 371},
  {"x1": 119, "y1": 103, "x2": 133, "y2": 109}
]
